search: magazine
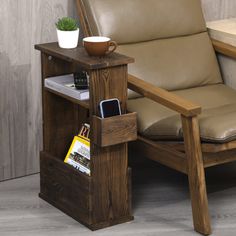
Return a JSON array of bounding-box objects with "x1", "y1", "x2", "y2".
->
[
  {"x1": 64, "y1": 124, "x2": 91, "y2": 176},
  {"x1": 45, "y1": 74, "x2": 89, "y2": 100}
]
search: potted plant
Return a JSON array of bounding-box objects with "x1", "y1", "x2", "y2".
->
[{"x1": 56, "y1": 17, "x2": 79, "y2": 49}]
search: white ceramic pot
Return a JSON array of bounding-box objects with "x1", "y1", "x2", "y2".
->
[{"x1": 57, "y1": 29, "x2": 79, "y2": 49}]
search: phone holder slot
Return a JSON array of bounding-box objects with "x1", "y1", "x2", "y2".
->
[{"x1": 92, "y1": 112, "x2": 137, "y2": 147}]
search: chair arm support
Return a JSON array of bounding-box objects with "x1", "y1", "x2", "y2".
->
[
  {"x1": 128, "y1": 74, "x2": 201, "y2": 117},
  {"x1": 212, "y1": 39, "x2": 236, "y2": 59}
]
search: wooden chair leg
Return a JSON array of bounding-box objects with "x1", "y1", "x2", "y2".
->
[{"x1": 181, "y1": 115, "x2": 212, "y2": 235}]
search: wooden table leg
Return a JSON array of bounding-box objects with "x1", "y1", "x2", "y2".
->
[{"x1": 182, "y1": 115, "x2": 211, "y2": 235}]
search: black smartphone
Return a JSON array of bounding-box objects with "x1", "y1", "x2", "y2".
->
[
  {"x1": 74, "y1": 71, "x2": 88, "y2": 90},
  {"x1": 99, "y1": 98, "x2": 121, "y2": 118}
]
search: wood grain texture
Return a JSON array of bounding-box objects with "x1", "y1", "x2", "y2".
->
[
  {"x1": 35, "y1": 43, "x2": 134, "y2": 70},
  {"x1": 76, "y1": 0, "x2": 92, "y2": 37},
  {"x1": 42, "y1": 90, "x2": 84, "y2": 159},
  {"x1": 89, "y1": 65, "x2": 133, "y2": 226},
  {"x1": 181, "y1": 116, "x2": 211, "y2": 235},
  {"x1": 158, "y1": 140, "x2": 236, "y2": 153},
  {"x1": 41, "y1": 52, "x2": 90, "y2": 159},
  {"x1": 204, "y1": 149, "x2": 236, "y2": 168},
  {"x1": 37, "y1": 42, "x2": 134, "y2": 229},
  {"x1": 92, "y1": 113, "x2": 137, "y2": 147},
  {"x1": 131, "y1": 136, "x2": 187, "y2": 174},
  {"x1": 45, "y1": 87, "x2": 89, "y2": 109},
  {"x1": 40, "y1": 152, "x2": 93, "y2": 226},
  {"x1": 202, "y1": 141, "x2": 236, "y2": 153},
  {"x1": 212, "y1": 39, "x2": 236, "y2": 59}
]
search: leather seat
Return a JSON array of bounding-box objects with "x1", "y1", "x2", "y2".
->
[{"x1": 127, "y1": 84, "x2": 236, "y2": 143}]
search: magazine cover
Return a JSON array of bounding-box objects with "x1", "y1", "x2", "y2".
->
[
  {"x1": 64, "y1": 123, "x2": 90, "y2": 175},
  {"x1": 64, "y1": 135, "x2": 90, "y2": 176}
]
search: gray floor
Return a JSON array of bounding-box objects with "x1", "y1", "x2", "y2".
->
[{"x1": 1, "y1": 162, "x2": 236, "y2": 236}]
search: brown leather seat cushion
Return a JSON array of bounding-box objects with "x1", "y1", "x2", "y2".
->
[{"x1": 127, "y1": 84, "x2": 236, "y2": 143}]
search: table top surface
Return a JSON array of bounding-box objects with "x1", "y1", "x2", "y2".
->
[
  {"x1": 35, "y1": 42, "x2": 134, "y2": 70},
  {"x1": 207, "y1": 18, "x2": 236, "y2": 47},
  {"x1": 207, "y1": 18, "x2": 236, "y2": 35}
]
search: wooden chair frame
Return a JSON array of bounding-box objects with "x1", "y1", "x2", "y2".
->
[{"x1": 76, "y1": 1, "x2": 236, "y2": 234}]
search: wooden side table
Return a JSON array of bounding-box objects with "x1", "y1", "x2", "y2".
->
[
  {"x1": 35, "y1": 43, "x2": 137, "y2": 230},
  {"x1": 207, "y1": 18, "x2": 236, "y2": 90},
  {"x1": 207, "y1": 18, "x2": 236, "y2": 47}
]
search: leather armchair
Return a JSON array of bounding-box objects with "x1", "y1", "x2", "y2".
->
[{"x1": 76, "y1": 0, "x2": 236, "y2": 234}]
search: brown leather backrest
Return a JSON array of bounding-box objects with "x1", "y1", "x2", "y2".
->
[
  {"x1": 79, "y1": 0, "x2": 223, "y2": 95},
  {"x1": 80, "y1": 0, "x2": 207, "y2": 44}
]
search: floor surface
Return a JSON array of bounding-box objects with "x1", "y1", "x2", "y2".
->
[{"x1": 1, "y1": 162, "x2": 236, "y2": 236}]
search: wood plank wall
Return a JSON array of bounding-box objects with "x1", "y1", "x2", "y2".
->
[
  {"x1": 202, "y1": 0, "x2": 236, "y2": 21},
  {"x1": 0, "y1": 0, "x2": 235, "y2": 181},
  {"x1": 202, "y1": 0, "x2": 236, "y2": 91},
  {"x1": 0, "y1": 0, "x2": 77, "y2": 181}
]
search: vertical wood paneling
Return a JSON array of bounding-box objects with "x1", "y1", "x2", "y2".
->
[
  {"x1": 0, "y1": 0, "x2": 235, "y2": 181},
  {"x1": 201, "y1": 0, "x2": 236, "y2": 90},
  {"x1": 201, "y1": 0, "x2": 236, "y2": 21},
  {"x1": 0, "y1": 0, "x2": 76, "y2": 181}
]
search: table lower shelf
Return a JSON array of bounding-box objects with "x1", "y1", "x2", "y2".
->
[
  {"x1": 45, "y1": 87, "x2": 90, "y2": 109},
  {"x1": 39, "y1": 151, "x2": 133, "y2": 230}
]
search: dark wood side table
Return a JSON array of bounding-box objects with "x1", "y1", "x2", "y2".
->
[{"x1": 35, "y1": 43, "x2": 137, "y2": 230}]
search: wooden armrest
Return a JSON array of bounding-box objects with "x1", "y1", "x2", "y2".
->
[
  {"x1": 212, "y1": 39, "x2": 236, "y2": 59},
  {"x1": 128, "y1": 75, "x2": 201, "y2": 117}
]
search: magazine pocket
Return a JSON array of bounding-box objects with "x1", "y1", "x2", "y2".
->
[{"x1": 40, "y1": 152, "x2": 93, "y2": 220}]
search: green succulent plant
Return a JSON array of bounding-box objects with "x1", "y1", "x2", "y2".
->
[{"x1": 56, "y1": 17, "x2": 78, "y2": 31}]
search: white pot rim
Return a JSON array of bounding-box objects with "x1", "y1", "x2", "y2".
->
[
  {"x1": 56, "y1": 28, "x2": 79, "y2": 32},
  {"x1": 83, "y1": 36, "x2": 111, "y2": 42}
]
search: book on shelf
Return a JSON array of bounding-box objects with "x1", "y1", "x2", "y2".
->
[
  {"x1": 64, "y1": 124, "x2": 91, "y2": 176},
  {"x1": 44, "y1": 74, "x2": 89, "y2": 101}
]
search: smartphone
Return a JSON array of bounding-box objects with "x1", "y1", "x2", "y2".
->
[
  {"x1": 99, "y1": 98, "x2": 121, "y2": 118},
  {"x1": 74, "y1": 71, "x2": 88, "y2": 90}
]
